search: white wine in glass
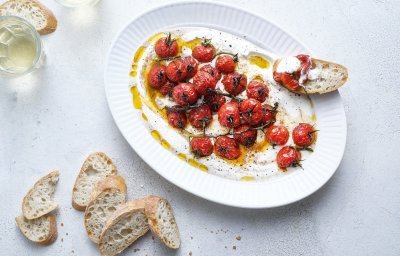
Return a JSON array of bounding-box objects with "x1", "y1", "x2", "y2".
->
[{"x1": 0, "y1": 16, "x2": 43, "y2": 78}]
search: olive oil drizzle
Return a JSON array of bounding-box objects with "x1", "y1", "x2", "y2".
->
[
  {"x1": 241, "y1": 176, "x2": 255, "y2": 181},
  {"x1": 149, "y1": 129, "x2": 208, "y2": 171},
  {"x1": 130, "y1": 86, "x2": 142, "y2": 110},
  {"x1": 249, "y1": 55, "x2": 270, "y2": 69}
]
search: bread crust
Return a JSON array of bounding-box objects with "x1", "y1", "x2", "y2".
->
[
  {"x1": 144, "y1": 196, "x2": 180, "y2": 249},
  {"x1": 99, "y1": 199, "x2": 149, "y2": 256},
  {"x1": 84, "y1": 176, "x2": 127, "y2": 243},
  {"x1": 22, "y1": 170, "x2": 59, "y2": 220},
  {"x1": 72, "y1": 197, "x2": 86, "y2": 211},
  {"x1": 0, "y1": 0, "x2": 58, "y2": 35},
  {"x1": 90, "y1": 175, "x2": 127, "y2": 201},
  {"x1": 32, "y1": 0, "x2": 57, "y2": 35},
  {"x1": 15, "y1": 215, "x2": 58, "y2": 245},
  {"x1": 41, "y1": 215, "x2": 58, "y2": 245},
  {"x1": 72, "y1": 152, "x2": 118, "y2": 211},
  {"x1": 104, "y1": 199, "x2": 147, "y2": 227},
  {"x1": 272, "y1": 57, "x2": 348, "y2": 94}
]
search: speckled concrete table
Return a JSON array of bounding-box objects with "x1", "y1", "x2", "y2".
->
[{"x1": 1, "y1": 0, "x2": 399, "y2": 255}]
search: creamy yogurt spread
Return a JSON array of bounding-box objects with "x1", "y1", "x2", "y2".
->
[
  {"x1": 276, "y1": 57, "x2": 301, "y2": 73},
  {"x1": 276, "y1": 56, "x2": 321, "y2": 86},
  {"x1": 129, "y1": 27, "x2": 317, "y2": 181}
]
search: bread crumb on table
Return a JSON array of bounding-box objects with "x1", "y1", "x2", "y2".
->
[{"x1": 236, "y1": 235, "x2": 241, "y2": 241}]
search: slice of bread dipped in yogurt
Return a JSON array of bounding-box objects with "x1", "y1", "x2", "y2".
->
[{"x1": 273, "y1": 56, "x2": 348, "y2": 94}]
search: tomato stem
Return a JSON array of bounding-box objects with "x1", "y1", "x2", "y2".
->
[
  {"x1": 206, "y1": 88, "x2": 243, "y2": 102},
  {"x1": 166, "y1": 33, "x2": 173, "y2": 46},
  {"x1": 166, "y1": 104, "x2": 202, "y2": 112},
  {"x1": 214, "y1": 52, "x2": 239, "y2": 62},
  {"x1": 202, "y1": 37, "x2": 212, "y2": 47},
  {"x1": 296, "y1": 146, "x2": 314, "y2": 152},
  {"x1": 157, "y1": 55, "x2": 181, "y2": 62},
  {"x1": 293, "y1": 161, "x2": 304, "y2": 170}
]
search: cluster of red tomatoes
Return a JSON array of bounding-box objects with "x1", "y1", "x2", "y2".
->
[{"x1": 147, "y1": 34, "x2": 316, "y2": 169}]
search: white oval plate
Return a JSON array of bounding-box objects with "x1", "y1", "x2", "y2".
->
[{"x1": 104, "y1": 2, "x2": 347, "y2": 208}]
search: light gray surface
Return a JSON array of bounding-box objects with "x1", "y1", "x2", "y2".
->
[{"x1": 1, "y1": 0, "x2": 399, "y2": 255}]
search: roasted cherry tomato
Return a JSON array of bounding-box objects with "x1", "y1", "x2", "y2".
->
[
  {"x1": 297, "y1": 54, "x2": 312, "y2": 73},
  {"x1": 240, "y1": 99, "x2": 264, "y2": 126},
  {"x1": 273, "y1": 54, "x2": 312, "y2": 92},
  {"x1": 192, "y1": 42, "x2": 215, "y2": 63},
  {"x1": 166, "y1": 58, "x2": 188, "y2": 82},
  {"x1": 215, "y1": 55, "x2": 236, "y2": 74},
  {"x1": 154, "y1": 34, "x2": 179, "y2": 58},
  {"x1": 214, "y1": 136, "x2": 241, "y2": 160},
  {"x1": 182, "y1": 56, "x2": 198, "y2": 79},
  {"x1": 193, "y1": 70, "x2": 217, "y2": 96},
  {"x1": 190, "y1": 137, "x2": 213, "y2": 157},
  {"x1": 218, "y1": 102, "x2": 241, "y2": 128},
  {"x1": 222, "y1": 73, "x2": 247, "y2": 96},
  {"x1": 188, "y1": 104, "x2": 212, "y2": 128},
  {"x1": 272, "y1": 71, "x2": 281, "y2": 83},
  {"x1": 159, "y1": 81, "x2": 175, "y2": 96},
  {"x1": 172, "y1": 83, "x2": 198, "y2": 106},
  {"x1": 147, "y1": 63, "x2": 167, "y2": 89},
  {"x1": 292, "y1": 123, "x2": 316, "y2": 147},
  {"x1": 279, "y1": 72, "x2": 301, "y2": 91},
  {"x1": 204, "y1": 93, "x2": 226, "y2": 112},
  {"x1": 167, "y1": 106, "x2": 187, "y2": 129},
  {"x1": 261, "y1": 104, "x2": 277, "y2": 125},
  {"x1": 200, "y1": 64, "x2": 222, "y2": 81},
  {"x1": 233, "y1": 124, "x2": 257, "y2": 147},
  {"x1": 246, "y1": 80, "x2": 269, "y2": 102},
  {"x1": 266, "y1": 125, "x2": 289, "y2": 146},
  {"x1": 229, "y1": 99, "x2": 241, "y2": 108},
  {"x1": 276, "y1": 146, "x2": 302, "y2": 169}
]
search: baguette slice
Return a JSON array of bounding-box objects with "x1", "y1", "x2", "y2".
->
[
  {"x1": 144, "y1": 196, "x2": 180, "y2": 249},
  {"x1": 273, "y1": 57, "x2": 348, "y2": 94},
  {"x1": 72, "y1": 152, "x2": 118, "y2": 211},
  {"x1": 0, "y1": 0, "x2": 57, "y2": 35},
  {"x1": 22, "y1": 171, "x2": 59, "y2": 220},
  {"x1": 99, "y1": 200, "x2": 149, "y2": 256},
  {"x1": 15, "y1": 215, "x2": 57, "y2": 245},
  {"x1": 84, "y1": 176, "x2": 127, "y2": 244}
]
